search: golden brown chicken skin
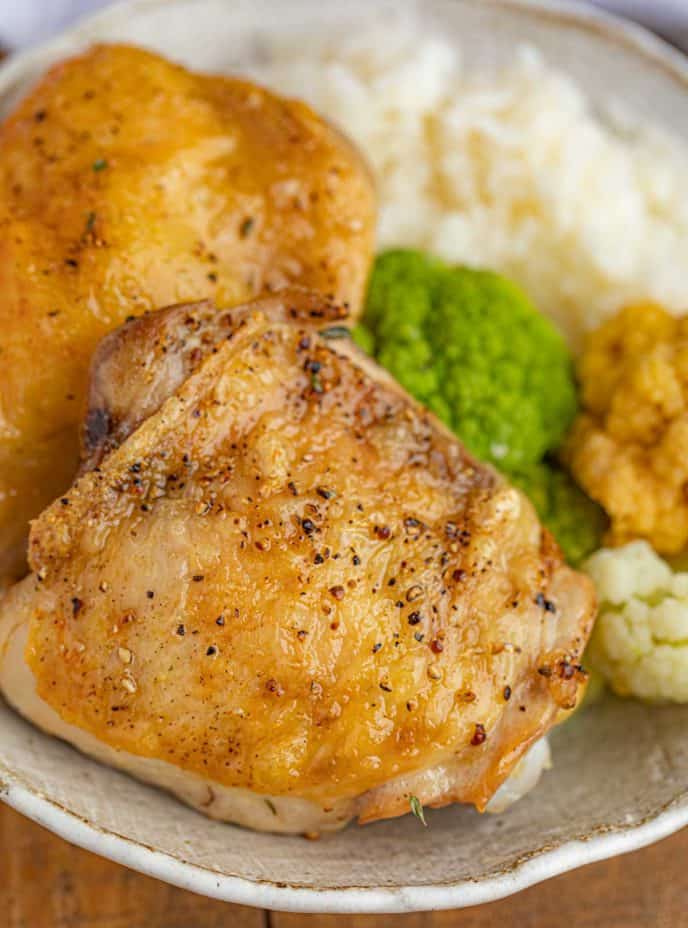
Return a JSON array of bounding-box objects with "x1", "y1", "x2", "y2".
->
[
  {"x1": 79, "y1": 290, "x2": 349, "y2": 473},
  {"x1": 0, "y1": 292, "x2": 596, "y2": 828},
  {"x1": 0, "y1": 44, "x2": 375, "y2": 582}
]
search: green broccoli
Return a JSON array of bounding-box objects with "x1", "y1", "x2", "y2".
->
[
  {"x1": 357, "y1": 249, "x2": 604, "y2": 564},
  {"x1": 511, "y1": 463, "x2": 607, "y2": 566},
  {"x1": 361, "y1": 250, "x2": 577, "y2": 472},
  {"x1": 351, "y1": 323, "x2": 375, "y2": 356}
]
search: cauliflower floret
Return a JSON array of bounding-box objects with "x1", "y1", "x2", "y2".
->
[
  {"x1": 584, "y1": 540, "x2": 688, "y2": 703},
  {"x1": 566, "y1": 302, "x2": 688, "y2": 554}
]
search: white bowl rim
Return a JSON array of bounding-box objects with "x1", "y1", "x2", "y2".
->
[
  {"x1": 3, "y1": 768, "x2": 688, "y2": 913},
  {"x1": 1, "y1": 0, "x2": 688, "y2": 913}
]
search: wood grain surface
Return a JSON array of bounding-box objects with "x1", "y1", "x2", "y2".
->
[{"x1": 1, "y1": 803, "x2": 685, "y2": 927}]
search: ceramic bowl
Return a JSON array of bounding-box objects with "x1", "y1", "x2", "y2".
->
[{"x1": 1, "y1": 0, "x2": 687, "y2": 913}]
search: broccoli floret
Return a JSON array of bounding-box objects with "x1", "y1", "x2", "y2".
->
[
  {"x1": 351, "y1": 323, "x2": 375, "y2": 355},
  {"x1": 512, "y1": 463, "x2": 606, "y2": 566},
  {"x1": 363, "y1": 250, "x2": 577, "y2": 471},
  {"x1": 360, "y1": 249, "x2": 601, "y2": 564}
]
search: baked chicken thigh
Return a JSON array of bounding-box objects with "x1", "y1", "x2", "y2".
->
[
  {"x1": 0, "y1": 44, "x2": 375, "y2": 582},
  {"x1": 0, "y1": 291, "x2": 596, "y2": 833}
]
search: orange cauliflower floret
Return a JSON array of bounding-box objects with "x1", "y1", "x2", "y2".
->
[{"x1": 565, "y1": 302, "x2": 688, "y2": 555}]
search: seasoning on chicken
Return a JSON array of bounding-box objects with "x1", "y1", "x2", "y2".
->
[
  {"x1": 0, "y1": 44, "x2": 375, "y2": 583},
  {"x1": 79, "y1": 289, "x2": 349, "y2": 472},
  {"x1": 355, "y1": 249, "x2": 604, "y2": 564},
  {"x1": 0, "y1": 291, "x2": 596, "y2": 834}
]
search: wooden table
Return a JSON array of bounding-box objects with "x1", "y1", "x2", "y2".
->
[{"x1": 2, "y1": 804, "x2": 685, "y2": 927}]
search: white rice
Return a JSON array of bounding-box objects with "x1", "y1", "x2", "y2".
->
[{"x1": 253, "y1": 22, "x2": 688, "y2": 348}]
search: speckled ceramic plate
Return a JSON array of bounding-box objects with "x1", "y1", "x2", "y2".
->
[{"x1": 1, "y1": 0, "x2": 687, "y2": 914}]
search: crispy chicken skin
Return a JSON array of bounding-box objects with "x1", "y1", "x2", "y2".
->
[
  {"x1": 0, "y1": 44, "x2": 375, "y2": 582},
  {"x1": 0, "y1": 292, "x2": 596, "y2": 831},
  {"x1": 80, "y1": 290, "x2": 348, "y2": 473}
]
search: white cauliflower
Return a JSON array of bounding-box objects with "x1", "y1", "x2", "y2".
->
[{"x1": 583, "y1": 541, "x2": 688, "y2": 703}]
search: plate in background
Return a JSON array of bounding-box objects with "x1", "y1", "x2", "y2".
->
[{"x1": 0, "y1": 0, "x2": 687, "y2": 913}]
